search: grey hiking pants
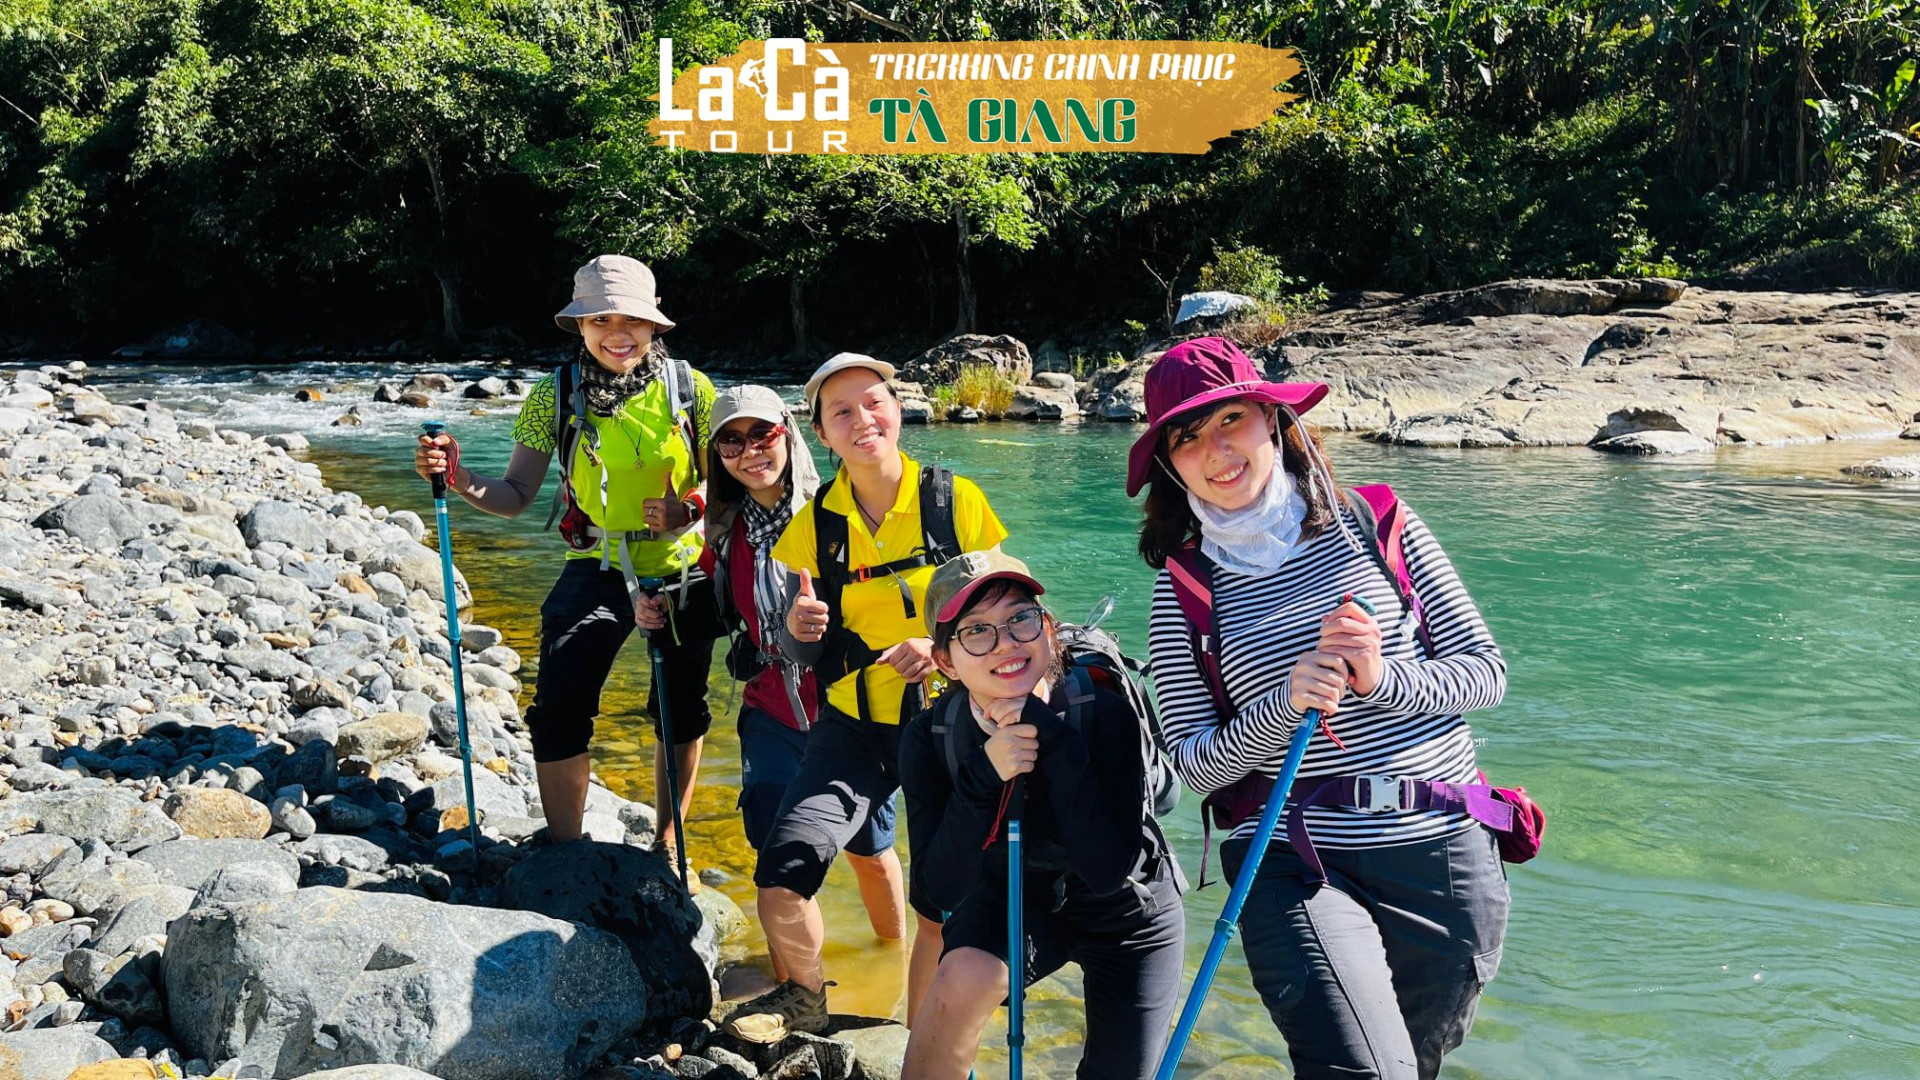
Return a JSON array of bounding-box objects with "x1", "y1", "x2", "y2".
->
[{"x1": 1223, "y1": 824, "x2": 1509, "y2": 1080}]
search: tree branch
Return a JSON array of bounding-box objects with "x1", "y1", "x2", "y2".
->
[
  {"x1": 804, "y1": 0, "x2": 913, "y2": 39},
  {"x1": 0, "y1": 92, "x2": 41, "y2": 127}
]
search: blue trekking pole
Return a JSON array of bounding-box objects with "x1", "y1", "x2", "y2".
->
[
  {"x1": 419, "y1": 422, "x2": 482, "y2": 873},
  {"x1": 1153, "y1": 595, "x2": 1377, "y2": 1080},
  {"x1": 637, "y1": 576, "x2": 690, "y2": 888},
  {"x1": 1007, "y1": 778, "x2": 1027, "y2": 1080}
]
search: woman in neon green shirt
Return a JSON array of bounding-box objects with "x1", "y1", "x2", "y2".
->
[{"x1": 414, "y1": 255, "x2": 718, "y2": 860}]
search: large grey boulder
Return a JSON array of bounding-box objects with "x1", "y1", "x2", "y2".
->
[
  {"x1": 0, "y1": 789, "x2": 181, "y2": 850},
  {"x1": 408, "y1": 769, "x2": 526, "y2": 822},
  {"x1": 363, "y1": 540, "x2": 471, "y2": 607},
  {"x1": 0, "y1": 1028, "x2": 118, "y2": 1080},
  {"x1": 165, "y1": 886, "x2": 648, "y2": 1080},
  {"x1": 1006, "y1": 385, "x2": 1080, "y2": 422},
  {"x1": 241, "y1": 499, "x2": 329, "y2": 553},
  {"x1": 899, "y1": 334, "x2": 1033, "y2": 389},
  {"x1": 0, "y1": 833, "x2": 77, "y2": 876},
  {"x1": 498, "y1": 841, "x2": 716, "y2": 1028},
  {"x1": 31, "y1": 494, "x2": 145, "y2": 550},
  {"x1": 130, "y1": 837, "x2": 300, "y2": 894},
  {"x1": 36, "y1": 841, "x2": 161, "y2": 916}
]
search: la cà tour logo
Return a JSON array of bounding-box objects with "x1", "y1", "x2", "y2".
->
[{"x1": 650, "y1": 38, "x2": 1301, "y2": 156}]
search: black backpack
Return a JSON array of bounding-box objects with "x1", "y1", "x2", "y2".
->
[
  {"x1": 927, "y1": 622, "x2": 1186, "y2": 898},
  {"x1": 811, "y1": 464, "x2": 962, "y2": 723}
]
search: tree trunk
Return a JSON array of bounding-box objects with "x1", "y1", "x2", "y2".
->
[
  {"x1": 433, "y1": 265, "x2": 463, "y2": 355},
  {"x1": 913, "y1": 228, "x2": 939, "y2": 332},
  {"x1": 788, "y1": 275, "x2": 809, "y2": 360},
  {"x1": 1795, "y1": 51, "x2": 1809, "y2": 190},
  {"x1": 423, "y1": 149, "x2": 461, "y2": 353},
  {"x1": 952, "y1": 201, "x2": 976, "y2": 336}
]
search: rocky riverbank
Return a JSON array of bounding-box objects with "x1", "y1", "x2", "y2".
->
[
  {"x1": 152, "y1": 280, "x2": 1920, "y2": 476},
  {"x1": 0, "y1": 370, "x2": 905, "y2": 1080},
  {"x1": 1257, "y1": 278, "x2": 1920, "y2": 455},
  {"x1": 872, "y1": 282, "x2": 1920, "y2": 469}
]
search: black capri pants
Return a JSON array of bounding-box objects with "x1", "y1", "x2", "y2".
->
[
  {"x1": 752, "y1": 704, "x2": 900, "y2": 899},
  {"x1": 522, "y1": 560, "x2": 721, "y2": 763},
  {"x1": 942, "y1": 871, "x2": 1186, "y2": 1080}
]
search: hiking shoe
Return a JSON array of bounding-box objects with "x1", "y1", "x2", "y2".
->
[{"x1": 722, "y1": 980, "x2": 830, "y2": 1044}]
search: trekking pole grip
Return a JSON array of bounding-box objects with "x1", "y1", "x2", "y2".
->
[{"x1": 421, "y1": 421, "x2": 449, "y2": 500}]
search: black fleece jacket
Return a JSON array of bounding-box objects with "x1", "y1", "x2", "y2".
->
[{"x1": 900, "y1": 684, "x2": 1149, "y2": 918}]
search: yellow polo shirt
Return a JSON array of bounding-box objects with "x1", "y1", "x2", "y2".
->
[{"x1": 772, "y1": 452, "x2": 1008, "y2": 726}]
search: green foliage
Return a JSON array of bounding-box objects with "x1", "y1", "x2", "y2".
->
[
  {"x1": 5, "y1": 0, "x2": 1920, "y2": 346},
  {"x1": 929, "y1": 364, "x2": 1017, "y2": 418}
]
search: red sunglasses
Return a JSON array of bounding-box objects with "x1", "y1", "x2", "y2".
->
[{"x1": 715, "y1": 422, "x2": 786, "y2": 459}]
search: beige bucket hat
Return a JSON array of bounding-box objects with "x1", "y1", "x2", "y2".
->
[{"x1": 553, "y1": 255, "x2": 677, "y2": 333}]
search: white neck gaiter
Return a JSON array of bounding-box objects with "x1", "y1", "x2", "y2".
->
[{"x1": 1189, "y1": 463, "x2": 1308, "y2": 576}]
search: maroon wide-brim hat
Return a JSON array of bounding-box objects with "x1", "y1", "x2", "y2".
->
[{"x1": 1125, "y1": 337, "x2": 1329, "y2": 496}]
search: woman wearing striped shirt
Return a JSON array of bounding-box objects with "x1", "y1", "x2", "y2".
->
[{"x1": 1132, "y1": 338, "x2": 1509, "y2": 1080}]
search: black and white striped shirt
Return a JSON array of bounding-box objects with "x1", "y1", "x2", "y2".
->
[{"x1": 1149, "y1": 502, "x2": 1507, "y2": 848}]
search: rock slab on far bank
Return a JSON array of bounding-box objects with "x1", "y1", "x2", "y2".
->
[
  {"x1": 1266, "y1": 281, "x2": 1920, "y2": 452},
  {"x1": 165, "y1": 886, "x2": 648, "y2": 1080}
]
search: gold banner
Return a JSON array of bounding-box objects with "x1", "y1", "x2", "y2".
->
[{"x1": 649, "y1": 40, "x2": 1300, "y2": 155}]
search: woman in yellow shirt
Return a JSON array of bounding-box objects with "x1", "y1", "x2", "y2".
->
[{"x1": 722, "y1": 354, "x2": 1007, "y2": 1045}]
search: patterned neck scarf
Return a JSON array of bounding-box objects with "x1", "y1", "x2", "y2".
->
[
  {"x1": 742, "y1": 493, "x2": 792, "y2": 553},
  {"x1": 579, "y1": 347, "x2": 661, "y2": 417},
  {"x1": 742, "y1": 493, "x2": 796, "y2": 651}
]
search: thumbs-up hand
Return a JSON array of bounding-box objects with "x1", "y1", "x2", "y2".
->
[
  {"x1": 787, "y1": 568, "x2": 831, "y2": 643},
  {"x1": 643, "y1": 474, "x2": 691, "y2": 532}
]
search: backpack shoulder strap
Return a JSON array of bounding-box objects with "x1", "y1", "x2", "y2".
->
[
  {"x1": 813, "y1": 477, "x2": 849, "y2": 613},
  {"x1": 808, "y1": 477, "x2": 884, "y2": 704},
  {"x1": 930, "y1": 689, "x2": 970, "y2": 783},
  {"x1": 1164, "y1": 543, "x2": 1230, "y2": 714},
  {"x1": 543, "y1": 362, "x2": 583, "y2": 530},
  {"x1": 663, "y1": 356, "x2": 704, "y2": 481},
  {"x1": 918, "y1": 465, "x2": 960, "y2": 563},
  {"x1": 1061, "y1": 665, "x2": 1096, "y2": 734},
  {"x1": 1342, "y1": 485, "x2": 1433, "y2": 656}
]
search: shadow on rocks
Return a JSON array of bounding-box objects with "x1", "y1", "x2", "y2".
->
[{"x1": 497, "y1": 840, "x2": 717, "y2": 1030}]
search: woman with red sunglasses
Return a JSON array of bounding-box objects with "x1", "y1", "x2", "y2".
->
[{"x1": 703, "y1": 386, "x2": 909, "y2": 987}]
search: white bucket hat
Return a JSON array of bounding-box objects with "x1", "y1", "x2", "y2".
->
[
  {"x1": 801, "y1": 352, "x2": 897, "y2": 413},
  {"x1": 553, "y1": 255, "x2": 676, "y2": 333}
]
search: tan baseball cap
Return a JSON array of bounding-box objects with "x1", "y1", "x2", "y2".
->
[
  {"x1": 924, "y1": 550, "x2": 1046, "y2": 635},
  {"x1": 802, "y1": 352, "x2": 897, "y2": 413},
  {"x1": 712, "y1": 384, "x2": 790, "y2": 430},
  {"x1": 553, "y1": 255, "x2": 676, "y2": 333}
]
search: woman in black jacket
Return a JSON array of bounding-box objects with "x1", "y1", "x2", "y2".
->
[{"x1": 898, "y1": 551, "x2": 1185, "y2": 1080}]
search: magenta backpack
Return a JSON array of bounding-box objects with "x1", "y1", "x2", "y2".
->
[{"x1": 1165, "y1": 485, "x2": 1544, "y2": 883}]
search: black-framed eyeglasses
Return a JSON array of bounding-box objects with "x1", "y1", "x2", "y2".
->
[
  {"x1": 953, "y1": 606, "x2": 1048, "y2": 657},
  {"x1": 715, "y1": 422, "x2": 786, "y2": 459}
]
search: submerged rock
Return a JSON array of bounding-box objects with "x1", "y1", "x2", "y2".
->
[{"x1": 1843, "y1": 454, "x2": 1920, "y2": 478}]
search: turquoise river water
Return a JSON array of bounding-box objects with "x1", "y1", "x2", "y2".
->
[{"x1": 93, "y1": 361, "x2": 1920, "y2": 1078}]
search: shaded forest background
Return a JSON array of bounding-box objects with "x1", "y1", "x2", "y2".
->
[{"x1": 2, "y1": 0, "x2": 1917, "y2": 361}]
